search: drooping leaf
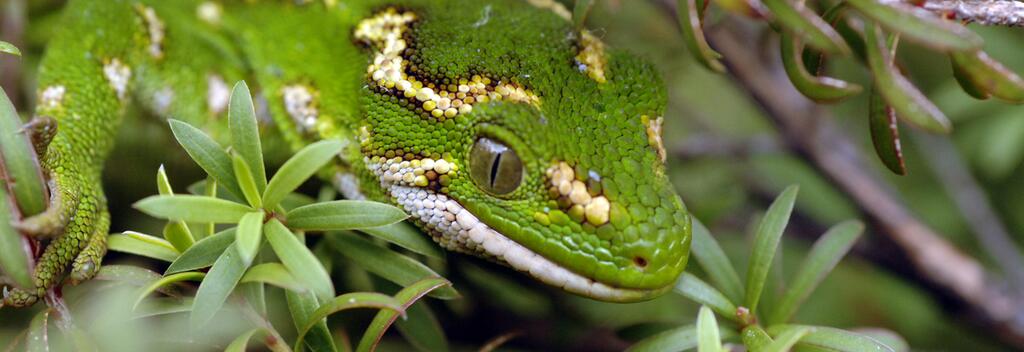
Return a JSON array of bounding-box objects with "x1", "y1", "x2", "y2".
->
[
  {"x1": 135, "y1": 195, "x2": 252, "y2": 224},
  {"x1": 328, "y1": 232, "x2": 459, "y2": 300},
  {"x1": 766, "y1": 325, "x2": 896, "y2": 352},
  {"x1": 845, "y1": 0, "x2": 982, "y2": 51},
  {"x1": 190, "y1": 244, "x2": 247, "y2": 329},
  {"x1": 745, "y1": 185, "x2": 798, "y2": 314},
  {"x1": 241, "y1": 262, "x2": 307, "y2": 293},
  {"x1": 166, "y1": 228, "x2": 236, "y2": 274},
  {"x1": 868, "y1": 90, "x2": 907, "y2": 175},
  {"x1": 950, "y1": 50, "x2": 1024, "y2": 103},
  {"x1": 264, "y1": 219, "x2": 335, "y2": 303},
  {"x1": 769, "y1": 221, "x2": 863, "y2": 324},
  {"x1": 357, "y1": 277, "x2": 453, "y2": 352},
  {"x1": 108, "y1": 231, "x2": 181, "y2": 263},
  {"x1": 235, "y1": 212, "x2": 265, "y2": 266},
  {"x1": 0, "y1": 87, "x2": 47, "y2": 215},
  {"x1": 225, "y1": 328, "x2": 262, "y2": 352},
  {"x1": 359, "y1": 222, "x2": 445, "y2": 260},
  {"x1": 952, "y1": 56, "x2": 992, "y2": 100},
  {"x1": 690, "y1": 217, "x2": 744, "y2": 303},
  {"x1": 696, "y1": 306, "x2": 722, "y2": 352},
  {"x1": 0, "y1": 184, "x2": 33, "y2": 288},
  {"x1": 780, "y1": 33, "x2": 861, "y2": 102},
  {"x1": 395, "y1": 300, "x2": 449, "y2": 352},
  {"x1": 674, "y1": 273, "x2": 738, "y2": 322},
  {"x1": 287, "y1": 200, "x2": 408, "y2": 231},
  {"x1": 675, "y1": 0, "x2": 725, "y2": 73},
  {"x1": 168, "y1": 119, "x2": 242, "y2": 198},
  {"x1": 132, "y1": 271, "x2": 206, "y2": 310},
  {"x1": 296, "y1": 292, "x2": 405, "y2": 350},
  {"x1": 262, "y1": 140, "x2": 344, "y2": 209},
  {"x1": 762, "y1": 0, "x2": 851, "y2": 55},
  {"x1": 863, "y1": 25, "x2": 951, "y2": 133},
  {"x1": 228, "y1": 81, "x2": 267, "y2": 192}
]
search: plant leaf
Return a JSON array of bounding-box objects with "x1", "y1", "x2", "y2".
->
[
  {"x1": 763, "y1": 326, "x2": 810, "y2": 352},
  {"x1": 166, "y1": 228, "x2": 236, "y2": 274},
  {"x1": 767, "y1": 325, "x2": 896, "y2": 352},
  {"x1": 868, "y1": 90, "x2": 907, "y2": 175},
  {"x1": 675, "y1": 0, "x2": 725, "y2": 73},
  {"x1": 0, "y1": 87, "x2": 47, "y2": 215},
  {"x1": 356, "y1": 277, "x2": 452, "y2": 352},
  {"x1": 769, "y1": 221, "x2": 863, "y2": 324},
  {"x1": 132, "y1": 271, "x2": 206, "y2": 310},
  {"x1": 228, "y1": 81, "x2": 267, "y2": 192},
  {"x1": 626, "y1": 324, "x2": 697, "y2": 352},
  {"x1": 264, "y1": 219, "x2": 335, "y2": 303},
  {"x1": 108, "y1": 231, "x2": 181, "y2": 263},
  {"x1": 287, "y1": 200, "x2": 408, "y2": 231},
  {"x1": 232, "y1": 155, "x2": 263, "y2": 208},
  {"x1": 241, "y1": 262, "x2": 307, "y2": 293},
  {"x1": 690, "y1": 217, "x2": 744, "y2": 303},
  {"x1": 395, "y1": 300, "x2": 449, "y2": 352},
  {"x1": 295, "y1": 292, "x2": 405, "y2": 350},
  {"x1": 780, "y1": 33, "x2": 861, "y2": 103},
  {"x1": 573, "y1": 0, "x2": 594, "y2": 30},
  {"x1": 134, "y1": 195, "x2": 252, "y2": 223},
  {"x1": 286, "y1": 290, "x2": 337, "y2": 352},
  {"x1": 168, "y1": 119, "x2": 242, "y2": 198},
  {"x1": 190, "y1": 243, "x2": 247, "y2": 329},
  {"x1": 745, "y1": 185, "x2": 798, "y2": 314},
  {"x1": 863, "y1": 25, "x2": 951, "y2": 133},
  {"x1": 950, "y1": 50, "x2": 1024, "y2": 103},
  {"x1": 262, "y1": 140, "x2": 344, "y2": 209},
  {"x1": 225, "y1": 328, "x2": 261, "y2": 352},
  {"x1": 26, "y1": 309, "x2": 49, "y2": 352},
  {"x1": 762, "y1": 0, "x2": 851, "y2": 55},
  {"x1": 156, "y1": 165, "x2": 174, "y2": 195},
  {"x1": 845, "y1": 0, "x2": 982, "y2": 52},
  {"x1": 0, "y1": 41, "x2": 21, "y2": 56},
  {"x1": 696, "y1": 306, "x2": 722, "y2": 352},
  {"x1": 359, "y1": 222, "x2": 445, "y2": 260},
  {"x1": 951, "y1": 56, "x2": 992, "y2": 100},
  {"x1": 0, "y1": 184, "x2": 33, "y2": 289},
  {"x1": 235, "y1": 212, "x2": 264, "y2": 267},
  {"x1": 741, "y1": 325, "x2": 775, "y2": 351},
  {"x1": 328, "y1": 232, "x2": 459, "y2": 300},
  {"x1": 675, "y1": 273, "x2": 738, "y2": 322},
  {"x1": 163, "y1": 221, "x2": 195, "y2": 253}
]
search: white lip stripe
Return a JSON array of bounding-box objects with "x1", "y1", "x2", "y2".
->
[{"x1": 366, "y1": 157, "x2": 657, "y2": 301}]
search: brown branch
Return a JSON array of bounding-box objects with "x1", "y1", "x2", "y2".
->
[
  {"x1": 881, "y1": 0, "x2": 1024, "y2": 27},
  {"x1": 653, "y1": 0, "x2": 1024, "y2": 346}
]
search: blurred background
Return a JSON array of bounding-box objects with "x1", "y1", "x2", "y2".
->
[{"x1": 2, "y1": 0, "x2": 1023, "y2": 350}]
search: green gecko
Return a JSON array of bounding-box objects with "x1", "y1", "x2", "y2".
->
[{"x1": 3, "y1": 0, "x2": 690, "y2": 306}]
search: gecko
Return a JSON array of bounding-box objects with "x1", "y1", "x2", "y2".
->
[{"x1": 3, "y1": 0, "x2": 690, "y2": 306}]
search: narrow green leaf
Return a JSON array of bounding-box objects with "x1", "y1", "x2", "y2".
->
[
  {"x1": 0, "y1": 87, "x2": 47, "y2": 215},
  {"x1": 225, "y1": 328, "x2": 261, "y2": 352},
  {"x1": 762, "y1": 0, "x2": 851, "y2": 55},
  {"x1": 359, "y1": 222, "x2": 444, "y2": 260},
  {"x1": 168, "y1": 119, "x2": 242, "y2": 198},
  {"x1": 241, "y1": 262, "x2": 307, "y2": 293},
  {"x1": 674, "y1": 273, "x2": 738, "y2": 321},
  {"x1": 951, "y1": 57, "x2": 992, "y2": 100},
  {"x1": 741, "y1": 325, "x2": 775, "y2": 351},
  {"x1": 781, "y1": 33, "x2": 861, "y2": 103},
  {"x1": 134, "y1": 195, "x2": 252, "y2": 223},
  {"x1": 357, "y1": 277, "x2": 452, "y2": 352},
  {"x1": 265, "y1": 219, "x2": 335, "y2": 303},
  {"x1": 864, "y1": 25, "x2": 951, "y2": 133},
  {"x1": 767, "y1": 325, "x2": 896, "y2": 352},
  {"x1": 236, "y1": 212, "x2": 264, "y2": 266},
  {"x1": 26, "y1": 309, "x2": 49, "y2": 352},
  {"x1": 950, "y1": 50, "x2": 1024, "y2": 103},
  {"x1": 696, "y1": 306, "x2": 721, "y2": 352},
  {"x1": 745, "y1": 185, "x2": 798, "y2": 314},
  {"x1": 163, "y1": 221, "x2": 195, "y2": 253},
  {"x1": 328, "y1": 232, "x2": 459, "y2": 300},
  {"x1": 769, "y1": 221, "x2": 863, "y2": 324},
  {"x1": 676, "y1": 0, "x2": 725, "y2": 73},
  {"x1": 287, "y1": 290, "x2": 337, "y2": 352},
  {"x1": 626, "y1": 325, "x2": 697, "y2": 352},
  {"x1": 228, "y1": 81, "x2": 267, "y2": 192},
  {"x1": 0, "y1": 41, "x2": 21, "y2": 56},
  {"x1": 845, "y1": 0, "x2": 982, "y2": 52},
  {"x1": 166, "y1": 228, "x2": 235, "y2": 274},
  {"x1": 0, "y1": 184, "x2": 33, "y2": 288},
  {"x1": 132, "y1": 297, "x2": 194, "y2": 319},
  {"x1": 108, "y1": 231, "x2": 181, "y2": 263},
  {"x1": 263, "y1": 140, "x2": 344, "y2": 209},
  {"x1": 157, "y1": 165, "x2": 174, "y2": 195},
  {"x1": 132, "y1": 271, "x2": 206, "y2": 310},
  {"x1": 853, "y1": 328, "x2": 909, "y2": 352},
  {"x1": 232, "y1": 155, "x2": 263, "y2": 208},
  {"x1": 287, "y1": 200, "x2": 408, "y2": 231},
  {"x1": 690, "y1": 217, "x2": 744, "y2": 303},
  {"x1": 296, "y1": 292, "x2": 405, "y2": 350},
  {"x1": 395, "y1": 301, "x2": 448, "y2": 352},
  {"x1": 190, "y1": 243, "x2": 247, "y2": 329},
  {"x1": 763, "y1": 326, "x2": 810, "y2": 352},
  {"x1": 573, "y1": 0, "x2": 594, "y2": 30},
  {"x1": 868, "y1": 90, "x2": 907, "y2": 175},
  {"x1": 94, "y1": 265, "x2": 165, "y2": 287}
]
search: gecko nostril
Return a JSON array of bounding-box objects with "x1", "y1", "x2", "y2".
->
[{"x1": 633, "y1": 256, "x2": 648, "y2": 269}]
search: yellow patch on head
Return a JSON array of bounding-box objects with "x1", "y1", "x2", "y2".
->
[
  {"x1": 642, "y1": 115, "x2": 666, "y2": 163},
  {"x1": 576, "y1": 30, "x2": 608, "y2": 83},
  {"x1": 546, "y1": 162, "x2": 612, "y2": 226}
]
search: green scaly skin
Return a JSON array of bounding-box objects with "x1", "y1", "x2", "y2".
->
[{"x1": 3, "y1": 0, "x2": 690, "y2": 306}]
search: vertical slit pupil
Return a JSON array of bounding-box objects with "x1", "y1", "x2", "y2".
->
[{"x1": 489, "y1": 152, "x2": 503, "y2": 188}]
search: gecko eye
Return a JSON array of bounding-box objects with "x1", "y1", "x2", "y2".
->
[{"x1": 469, "y1": 137, "x2": 524, "y2": 196}]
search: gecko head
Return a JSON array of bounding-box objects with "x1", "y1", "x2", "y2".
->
[{"x1": 355, "y1": 1, "x2": 689, "y2": 302}]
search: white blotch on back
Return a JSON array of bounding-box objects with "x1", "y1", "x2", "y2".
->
[
  {"x1": 103, "y1": 59, "x2": 132, "y2": 101},
  {"x1": 154, "y1": 87, "x2": 174, "y2": 114},
  {"x1": 137, "y1": 5, "x2": 165, "y2": 59},
  {"x1": 207, "y1": 74, "x2": 229, "y2": 115},
  {"x1": 39, "y1": 86, "x2": 66, "y2": 109},
  {"x1": 197, "y1": 2, "x2": 222, "y2": 25},
  {"x1": 282, "y1": 85, "x2": 318, "y2": 132}
]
